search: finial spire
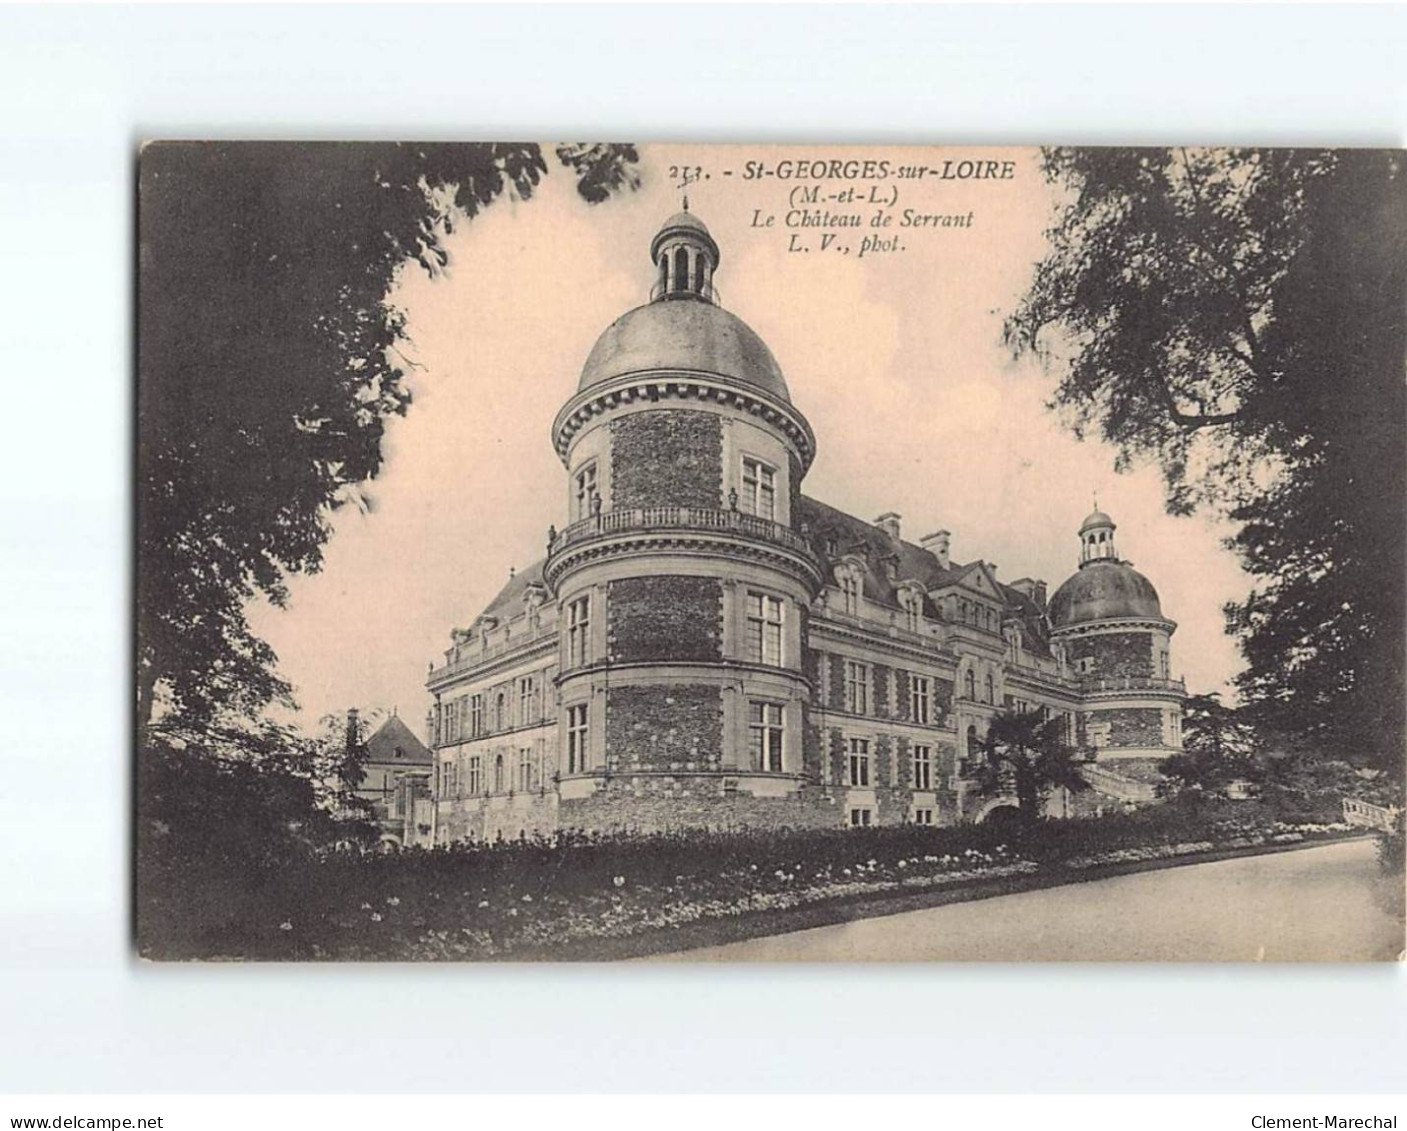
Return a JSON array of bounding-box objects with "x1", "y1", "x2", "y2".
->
[{"x1": 682, "y1": 191, "x2": 689, "y2": 212}]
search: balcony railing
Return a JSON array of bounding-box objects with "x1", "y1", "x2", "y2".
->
[
  {"x1": 1077, "y1": 674, "x2": 1186, "y2": 695},
  {"x1": 428, "y1": 623, "x2": 556, "y2": 684},
  {"x1": 549, "y1": 505, "x2": 816, "y2": 559}
]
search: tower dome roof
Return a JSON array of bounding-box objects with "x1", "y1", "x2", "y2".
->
[
  {"x1": 1079, "y1": 508, "x2": 1115, "y2": 535},
  {"x1": 578, "y1": 298, "x2": 791, "y2": 402},
  {"x1": 1048, "y1": 559, "x2": 1164, "y2": 628},
  {"x1": 651, "y1": 210, "x2": 717, "y2": 257}
]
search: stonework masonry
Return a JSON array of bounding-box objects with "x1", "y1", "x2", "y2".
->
[
  {"x1": 610, "y1": 410, "x2": 723, "y2": 509},
  {"x1": 1067, "y1": 630, "x2": 1155, "y2": 679},
  {"x1": 608, "y1": 575, "x2": 723, "y2": 664},
  {"x1": 605, "y1": 683, "x2": 724, "y2": 775},
  {"x1": 1101, "y1": 706, "x2": 1164, "y2": 747}
]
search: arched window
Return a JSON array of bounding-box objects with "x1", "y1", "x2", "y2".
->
[
  {"x1": 495, "y1": 693, "x2": 506, "y2": 731},
  {"x1": 694, "y1": 252, "x2": 707, "y2": 293},
  {"x1": 985, "y1": 673, "x2": 995, "y2": 704},
  {"x1": 673, "y1": 246, "x2": 690, "y2": 293},
  {"x1": 493, "y1": 753, "x2": 504, "y2": 794},
  {"x1": 966, "y1": 724, "x2": 979, "y2": 763},
  {"x1": 964, "y1": 669, "x2": 976, "y2": 700}
]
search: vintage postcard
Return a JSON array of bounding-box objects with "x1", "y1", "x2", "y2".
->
[{"x1": 136, "y1": 142, "x2": 1405, "y2": 961}]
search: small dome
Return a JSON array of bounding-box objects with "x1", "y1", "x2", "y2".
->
[
  {"x1": 1048, "y1": 559, "x2": 1163, "y2": 627},
  {"x1": 656, "y1": 210, "x2": 709, "y2": 236},
  {"x1": 578, "y1": 300, "x2": 791, "y2": 402},
  {"x1": 1079, "y1": 508, "x2": 1115, "y2": 535}
]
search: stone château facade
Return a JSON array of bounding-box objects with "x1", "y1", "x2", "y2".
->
[{"x1": 424, "y1": 211, "x2": 1186, "y2": 843}]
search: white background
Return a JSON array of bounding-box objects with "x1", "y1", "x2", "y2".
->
[{"x1": 0, "y1": 3, "x2": 1403, "y2": 1095}]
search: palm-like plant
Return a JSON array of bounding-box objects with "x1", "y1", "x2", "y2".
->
[{"x1": 973, "y1": 709, "x2": 1091, "y2": 830}]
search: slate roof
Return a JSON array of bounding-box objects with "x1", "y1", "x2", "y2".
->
[
  {"x1": 457, "y1": 495, "x2": 1055, "y2": 659},
  {"x1": 364, "y1": 714, "x2": 433, "y2": 767},
  {"x1": 796, "y1": 495, "x2": 1054, "y2": 658},
  {"x1": 476, "y1": 560, "x2": 547, "y2": 624}
]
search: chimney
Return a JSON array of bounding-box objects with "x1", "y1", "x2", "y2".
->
[
  {"x1": 920, "y1": 529, "x2": 951, "y2": 570},
  {"x1": 874, "y1": 512, "x2": 902, "y2": 544},
  {"x1": 1011, "y1": 578, "x2": 1049, "y2": 608},
  {"x1": 345, "y1": 708, "x2": 360, "y2": 754}
]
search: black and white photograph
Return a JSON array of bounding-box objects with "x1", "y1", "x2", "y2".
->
[
  {"x1": 6, "y1": 2, "x2": 1407, "y2": 1116},
  {"x1": 136, "y1": 141, "x2": 1405, "y2": 963}
]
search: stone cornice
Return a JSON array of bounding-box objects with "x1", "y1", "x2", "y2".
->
[
  {"x1": 427, "y1": 635, "x2": 556, "y2": 693},
  {"x1": 1050, "y1": 615, "x2": 1177, "y2": 639},
  {"x1": 809, "y1": 613, "x2": 956, "y2": 669},
  {"x1": 545, "y1": 528, "x2": 825, "y2": 596},
  {"x1": 551, "y1": 369, "x2": 817, "y2": 472}
]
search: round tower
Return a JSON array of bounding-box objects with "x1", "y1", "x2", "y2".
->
[
  {"x1": 1048, "y1": 507, "x2": 1185, "y2": 764},
  {"x1": 545, "y1": 211, "x2": 824, "y2": 832}
]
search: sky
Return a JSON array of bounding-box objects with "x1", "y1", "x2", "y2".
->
[{"x1": 247, "y1": 143, "x2": 1250, "y2": 736}]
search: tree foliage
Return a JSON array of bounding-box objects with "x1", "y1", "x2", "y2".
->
[
  {"x1": 1006, "y1": 148, "x2": 1405, "y2": 768},
  {"x1": 1158, "y1": 692, "x2": 1260, "y2": 795},
  {"x1": 975, "y1": 709, "x2": 1090, "y2": 828},
  {"x1": 137, "y1": 142, "x2": 640, "y2": 740}
]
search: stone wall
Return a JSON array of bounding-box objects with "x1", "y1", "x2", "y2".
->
[
  {"x1": 559, "y1": 786, "x2": 839, "y2": 835},
  {"x1": 604, "y1": 683, "x2": 724, "y2": 774},
  {"x1": 1101, "y1": 706, "x2": 1164, "y2": 747},
  {"x1": 436, "y1": 791, "x2": 558, "y2": 844},
  {"x1": 607, "y1": 575, "x2": 723, "y2": 664},
  {"x1": 610, "y1": 410, "x2": 722, "y2": 509},
  {"x1": 1067, "y1": 631, "x2": 1154, "y2": 679},
  {"x1": 873, "y1": 662, "x2": 894, "y2": 719}
]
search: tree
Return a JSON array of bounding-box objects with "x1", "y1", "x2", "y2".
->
[
  {"x1": 1158, "y1": 692, "x2": 1260, "y2": 795},
  {"x1": 137, "y1": 142, "x2": 640, "y2": 744},
  {"x1": 974, "y1": 709, "x2": 1090, "y2": 829},
  {"x1": 1005, "y1": 149, "x2": 1406, "y2": 770}
]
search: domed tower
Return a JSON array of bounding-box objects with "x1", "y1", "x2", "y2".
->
[
  {"x1": 1048, "y1": 508, "x2": 1185, "y2": 765},
  {"x1": 545, "y1": 211, "x2": 824, "y2": 832}
]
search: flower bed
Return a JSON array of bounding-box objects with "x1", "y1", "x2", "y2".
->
[{"x1": 136, "y1": 799, "x2": 1367, "y2": 961}]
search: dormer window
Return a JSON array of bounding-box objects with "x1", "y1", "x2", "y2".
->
[
  {"x1": 839, "y1": 569, "x2": 860, "y2": 615},
  {"x1": 899, "y1": 585, "x2": 923, "y2": 632}
]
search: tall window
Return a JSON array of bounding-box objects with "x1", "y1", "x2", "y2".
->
[
  {"x1": 740, "y1": 457, "x2": 776, "y2": 520},
  {"x1": 567, "y1": 704, "x2": 589, "y2": 774},
  {"x1": 517, "y1": 676, "x2": 536, "y2": 726},
  {"x1": 749, "y1": 701, "x2": 785, "y2": 773},
  {"x1": 493, "y1": 753, "x2": 504, "y2": 794},
  {"x1": 964, "y1": 669, "x2": 976, "y2": 700},
  {"x1": 910, "y1": 674, "x2": 931, "y2": 724},
  {"x1": 840, "y1": 570, "x2": 860, "y2": 615},
  {"x1": 574, "y1": 462, "x2": 597, "y2": 521},
  {"x1": 844, "y1": 660, "x2": 869, "y2": 715},
  {"x1": 903, "y1": 592, "x2": 922, "y2": 632},
  {"x1": 518, "y1": 746, "x2": 533, "y2": 792},
  {"x1": 467, "y1": 755, "x2": 482, "y2": 796},
  {"x1": 567, "y1": 596, "x2": 591, "y2": 667},
  {"x1": 469, "y1": 694, "x2": 483, "y2": 737},
  {"x1": 495, "y1": 692, "x2": 506, "y2": 731},
  {"x1": 746, "y1": 592, "x2": 784, "y2": 666},
  {"x1": 985, "y1": 673, "x2": 995, "y2": 705},
  {"x1": 847, "y1": 737, "x2": 871, "y2": 787},
  {"x1": 912, "y1": 744, "x2": 932, "y2": 790}
]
